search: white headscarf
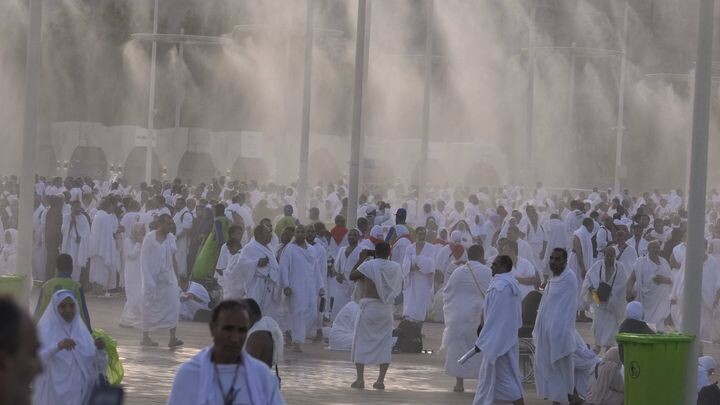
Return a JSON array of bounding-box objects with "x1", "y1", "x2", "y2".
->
[
  {"x1": 36, "y1": 290, "x2": 97, "y2": 399},
  {"x1": 370, "y1": 225, "x2": 384, "y2": 239},
  {"x1": 698, "y1": 356, "x2": 717, "y2": 392},
  {"x1": 626, "y1": 301, "x2": 644, "y2": 321}
]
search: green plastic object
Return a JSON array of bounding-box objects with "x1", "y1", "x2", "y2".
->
[
  {"x1": 0, "y1": 275, "x2": 26, "y2": 303},
  {"x1": 92, "y1": 329, "x2": 124, "y2": 385},
  {"x1": 616, "y1": 333, "x2": 694, "y2": 405}
]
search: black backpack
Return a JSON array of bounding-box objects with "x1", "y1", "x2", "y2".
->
[{"x1": 393, "y1": 319, "x2": 423, "y2": 353}]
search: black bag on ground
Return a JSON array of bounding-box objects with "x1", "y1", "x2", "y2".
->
[{"x1": 393, "y1": 319, "x2": 423, "y2": 353}]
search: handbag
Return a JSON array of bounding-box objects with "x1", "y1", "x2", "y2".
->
[{"x1": 596, "y1": 264, "x2": 617, "y2": 303}]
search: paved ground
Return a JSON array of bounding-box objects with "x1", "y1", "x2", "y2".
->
[{"x1": 75, "y1": 294, "x2": 720, "y2": 405}]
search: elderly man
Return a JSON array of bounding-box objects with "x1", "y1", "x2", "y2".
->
[
  {"x1": 349, "y1": 242, "x2": 403, "y2": 390},
  {"x1": 238, "y1": 224, "x2": 282, "y2": 312},
  {"x1": 534, "y1": 248, "x2": 578, "y2": 404},
  {"x1": 627, "y1": 240, "x2": 673, "y2": 331},
  {"x1": 442, "y1": 245, "x2": 492, "y2": 393},
  {"x1": 582, "y1": 246, "x2": 627, "y2": 352},
  {"x1": 473, "y1": 254, "x2": 525, "y2": 405}
]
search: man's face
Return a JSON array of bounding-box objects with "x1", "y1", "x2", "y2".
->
[
  {"x1": 294, "y1": 227, "x2": 306, "y2": 242},
  {"x1": 548, "y1": 251, "x2": 567, "y2": 275},
  {"x1": 259, "y1": 228, "x2": 272, "y2": 245},
  {"x1": 57, "y1": 297, "x2": 76, "y2": 323},
  {"x1": 416, "y1": 229, "x2": 427, "y2": 243},
  {"x1": 158, "y1": 217, "x2": 171, "y2": 234},
  {"x1": 347, "y1": 229, "x2": 360, "y2": 245},
  {"x1": 648, "y1": 242, "x2": 660, "y2": 259},
  {"x1": 604, "y1": 247, "x2": 616, "y2": 265},
  {"x1": 640, "y1": 215, "x2": 650, "y2": 228},
  {"x1": 71, "y1": 202, "x2": 82, "y2": 215},
  {"x1": 175, "y1": 200, "x2": 185, "y2": 211},
  {"x1": 1, "y1": 318, "x2": 42, "y2": 405},
  {"x1": 305, "y1": 229, "x2": 316, "y2": 243},
  {"x1": 490, "y1": 258, "x2": 505, "y2": 276},
  {"x1": 281, "y1": 229, "x2": 294, "y2": 244},
  {"x1": 186, "y1": 200, "x2": 196, "y2": 211}
]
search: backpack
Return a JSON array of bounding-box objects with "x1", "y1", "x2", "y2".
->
[{"x1": 393, "y1": 319, "x2": 423, "y2": 353}]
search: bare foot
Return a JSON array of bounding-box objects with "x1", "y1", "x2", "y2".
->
[
  {"x1": 453, "y1": 385, "x2": 464, "y2": 392},
  {"x1": 372, "y1": 382, "x2": 385, "y2": 390},
  {"x1": 350, "y1": 380, "x2": 364, "y2": 389},
  {"x1": 140, "y1": 338, "x2": 158, "y2": 347}
]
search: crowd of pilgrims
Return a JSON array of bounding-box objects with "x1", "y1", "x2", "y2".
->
[{"x1": 6, "y1": 174, "x2": 720, "y2": 404}]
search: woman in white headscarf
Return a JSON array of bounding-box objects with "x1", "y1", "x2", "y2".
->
[
  {"x1": 0, "y1": 228, "x2": 17, "y2": 275},
  {"x1": 34, "y1": 290, "x2": 108, "y2": 405},
  {"x1": 585, "y1": 347, "x2": 624, "y2": 405},
  {"x1": 698, "y1": 356, "x2": 717, "y2": 393}
]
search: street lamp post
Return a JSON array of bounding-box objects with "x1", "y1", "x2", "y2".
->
[
  {"x1": 145, "y1": 0, "x2": 159, "y2": 185},
  {"x1": 682, "y1": 0, "x2": 715, "y2": 401},
  {"x1": 613, "y1": 1, "x2": 630, "y2": 195},
  {"x1": 18, "y1": 0, "x2": 42, "y2": 299},
  {"x1": 417, "y1": 0, "x2": 434, "y2": 217},
  {"x1": 347, "y1": 0, "x2": 371, "y2": 228},
  {"x1": 297, "y1": 0, "x2": 315, "y2": 222}
]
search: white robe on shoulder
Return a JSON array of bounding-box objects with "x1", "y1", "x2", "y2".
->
[
  {"x1": 632, "y1": 256, "x2": 673, "y2": 328},
  {"x1": 351, "y1": 258, "x2": 403, "y2": 365},
  {"x1": 401, "y1": 243, "x2": 436, "y2": 321},
  {"x1": 473, "y1": 272, "x2": 524, "y2": 405},
  {"x1": 140, "y1": 231, "x2": 180, "y2": 331},
  {"x1": 442, "y1": 261, "x2": 491, "y2": 379},
  {"x1": 582, "y1": 261, "x2": 628, "y2": 347},
  {"x1": 534, "y1": 268, "x2": 578, "y2": 403},
  {"x1": 235, "y1": 239, "x2": 283, "y2": 321},
  {"x1": 331, "y1": 245, "x2": 361, "y2": 320}
]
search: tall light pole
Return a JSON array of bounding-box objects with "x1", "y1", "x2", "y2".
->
[
  {"x1": 525, "y1": 0, "x2": 537, "y2": 196},
  {"x1": 347, "y1": 0, "x2": 371, "y2": 227},
  {"x1": 145, "y1": 0, "x2": 159, "y2": 184},
  {"x1": 18, "y1": 0, "x2": 42, "y2": 298},
  {"x1": 613, "y1": 1, "x2": 629, "y2": 195},
  {"x1": 174, "y1": 28, "x2": 185, "y2": 130},
  {"x1": 416, "y1": 0, "x2": 433, "y2": 216},
  {"x1": 297, "y1": 0, "x2": 315, "y2": 222},
  {"x1": 682, "y1": 0, "x2": 715, "y2": 401}
]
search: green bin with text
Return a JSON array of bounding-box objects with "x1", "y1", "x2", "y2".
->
[{"x1": 615, "y1": 333, "x2": 694, "y2": 405}]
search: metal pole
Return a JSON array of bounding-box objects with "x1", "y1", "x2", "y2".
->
[
  {"x1": 18, "y1": 0, "x2": 42, "y2": 299},
  {"x1": 297, "y1": 0, "x2": 315, "y2": 223},
  {"x1": 347, "y1": 0, "x2": 369, "y2": 227},
  {"x1": 417, "y1": 0, "x2": 433, "y2": 216},
  {"x1": 524, "y1": 1, "x2": 536, "y2": 196},
  {"x1": 174, "y1": 29, "x2": 184, "y2": 130},
  {"x1": 568, "y1": 43, "x2": 577, "y2": 185},
  {"x1": 145, "y1": 0, "x2": 159, "y2": 184},
  {"x1": 613, "y1": 2, "x2": 629, "y2": 195},
  {"x1": 682, "y1": 0, "x2": 715, "y2": 402}
]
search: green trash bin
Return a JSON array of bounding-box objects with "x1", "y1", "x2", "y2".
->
[
  {"x1": 0, "y1": 275, "x2": 27, "y2": 304},
  {"x1": 616, "y1": 333, "x2": 694, "y2": 405}
]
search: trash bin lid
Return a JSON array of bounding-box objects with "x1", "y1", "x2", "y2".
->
[{"x1": 616, "y1": 333, "x2": 694, "y2": 344}]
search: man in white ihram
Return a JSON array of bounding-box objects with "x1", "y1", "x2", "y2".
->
[
  {"x1": 279, "y1": 225, "x2": 323, "y2": 352},
  {"x1": 401, "y1": 227, "x2": 436, "y2": 322},
  {"x1": 472, "y1": 254, "x2": 524, "y2": 405},
  {"x1": 441, "y1": 245, "x2": 492, "y2": 393},
  {"x1": 626, "y1": 240, "x2": 673, "y2": 331},
  {"x1": 168, "y1": 300, "x2": 284, "y2": 405},
  {"x1": 234, "y1": 225, "x2": 282, "y2": 320},
  {"x1": 349, "y1": 241, "x2": 403, "y2": 390},
  {"x1": 534, "y1": 248, "x2": 578, "y2": 404}
]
